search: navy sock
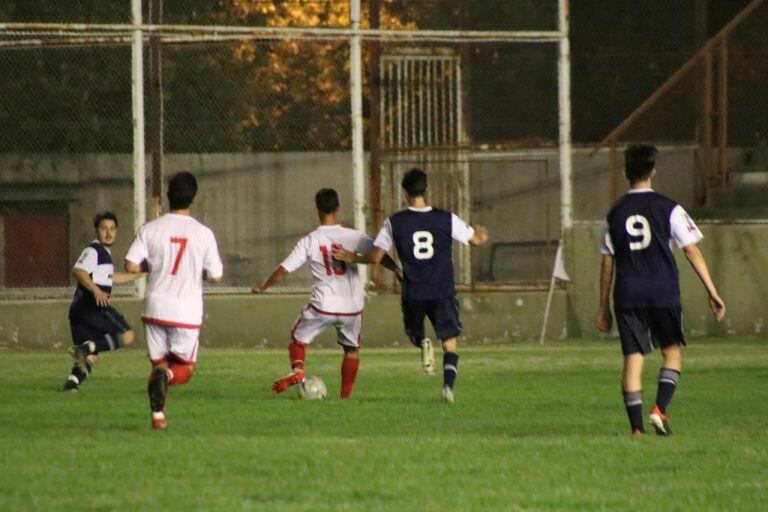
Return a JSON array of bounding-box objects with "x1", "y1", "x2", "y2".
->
[
  {"x1": 443, "y1": 352, "x2": 459, "y2": 389},
  {"x1": 623, "y1": 390, "x2": 644, "y2": 432},
  {"x1": 92, "y1": 333, "x2": 124, "y2": 353},
  {"x1": 655, "y1": 368, "x2": 680, "y2": 414},
  {"x1": 69, "y1": 364, "x2": 88, "y2": 385}
]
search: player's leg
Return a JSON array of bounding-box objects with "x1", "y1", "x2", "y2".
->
[
  {"x1": 401, "y1": 298, "x2": 432, "y2": 374},
  {"x1": 145, "y1": 323, "x2": 170, "y2": 429},
  {"x1": 616, "y1": 309, "x2": 654, "y2": 435},
  {"x1": 70, "y1": 307, "x2": 133, "y2": 360},
  {"x1": 648, "y1": 307, "x2": 685, "y2": 435},
  {"x1": 427, "y1": 298, "x2": 463, "y2": 403},
  {"x1": 336, "y1": 315, "x2": 362, "y2": 399},
  {"x1": 165, "y1": 327, "x2": 199, "y2": 387},
  {"x1": 272, "y1": 307, "x2": 325, "y2": 393},
  {"x1": 64, "y1": 318, "x2": 95, "y2": 391}
]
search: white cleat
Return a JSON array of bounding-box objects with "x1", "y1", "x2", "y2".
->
[
  {"x1": 441, "y1": 386, "x2": 455, "y2": 404},
  {"x1": 421, "y1": 338, "x2": 435, "y2": 375}
]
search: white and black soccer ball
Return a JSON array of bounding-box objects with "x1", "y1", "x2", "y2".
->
[{"x1": 297, "y1": 376, "x2": 327, "y2": 400}]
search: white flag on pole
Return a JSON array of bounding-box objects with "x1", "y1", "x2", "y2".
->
[{"x1": 552, "y1": 244, "x2": 571, "y2": 282}]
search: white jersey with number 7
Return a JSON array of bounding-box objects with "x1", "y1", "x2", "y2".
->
[
  {"x1": 280, "y1": 224, "x2": 373, "y2": 315},
  {"x1": 126, "y1": 213, "x2": 223, "y2": 328}
]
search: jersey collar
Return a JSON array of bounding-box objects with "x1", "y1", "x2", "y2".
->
[
  {"x1": 627, "y1": 188, "x2": 654, "y2": 194},
  {"x1": 92, "y1": 239, "x2": 112, "y2": 254},
  {"x1": 408, "y1": 206, "x2": 433, "y2": 212}
]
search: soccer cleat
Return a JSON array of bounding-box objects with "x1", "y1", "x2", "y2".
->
[
  {"x1": 631, "y1": 428, "x2": 646, "y2": 437},
  {"x1": 421, "y1": 338, "x2": 435, "y2": 375},
  {"x1": 441, "y1": 385, "x2": 455, "y2": 404},
  {"x1": 62, "y1": 376, "x2": 80, "y2": 392},
  {"x1": 649, "y1": 405, "x2": 673, "y2": 436},
  {"x1": 151, "y1": 411, "x2": 168, "y2": 430},
  {"x1": 148, "y1": 367, "x2": 169, "y2": 415},
  {"x1": 271, "y1": 370, "x2": 305, "y2": 394}
]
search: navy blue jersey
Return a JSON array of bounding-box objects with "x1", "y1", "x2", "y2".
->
[
  {"x1": 71, "y1": 241, "x2": 114, "y2": 309},
  {"x1": 375, "y1": 207, "x2": 475, "y2": 300},
  {"x1": 604, "y1": 190, "x2": 702, "y2": 309}
]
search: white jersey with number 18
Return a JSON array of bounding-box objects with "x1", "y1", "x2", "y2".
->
[
  {"x1": 281, "y1": 224, "x2": 373, "y2": 315},
  {"x1": 126, "y1": 213, "x2": 223, "y2": 328}
]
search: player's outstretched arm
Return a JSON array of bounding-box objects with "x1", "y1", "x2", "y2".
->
[
  {"x1": 332, "y1": 246, "x2": 387, "y2": 265},
  {"x1": 682, "y1": 243, "x2": 726, "y2": 321},
  {"x1": 73, "y1": 268, "x2": 110, "y2": 307},
  {"x1": 469, "y1": 225, "x2": 489, "y2": 247},
  {"x1": 112, "y1": 271, "x2": 146, "y2": 284},
  {"x1": 379, "y1": 253, "x2": 403, "y2": 282},
  {"x1": 596, "y1": 254, "x2": 614, "y2": 332},
  {"x1": 252, "y1": 266, "x2": 289, "y2": 294}
]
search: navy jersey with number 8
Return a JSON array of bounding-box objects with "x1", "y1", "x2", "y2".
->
[{"x1": 374, "y1": 206, "x2": 475, "y2": 301}]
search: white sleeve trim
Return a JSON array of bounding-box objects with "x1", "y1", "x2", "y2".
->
[
  {"x1": 73, "y1": 247, "x2": 98, "y2": 272},
  {"x1": 450, "y1": 213, "x2": 475, "y2": 245},
  {"x1": 600, "y1": 223, "x2": 615, "y2": 255},
  {"x1": 373, "y1": 219, "x2": 394, "y2": 252},
  {"x1": 670, "y1": 205, "x2": 703, "y2": 248},
  {"x1": 125, "y1": 228, "x2": 148, "y2": 264},
  {"x1": 280, "y1": 236, "x2": 310, "y2": 273}
]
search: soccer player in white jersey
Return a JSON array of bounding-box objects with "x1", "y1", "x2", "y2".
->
[
  {"x1": 125, "y1": 172, "x2": 223, "y2": 429},
  {"x1": 252, "y1": 188, "x2": 401, "y2": 399}
]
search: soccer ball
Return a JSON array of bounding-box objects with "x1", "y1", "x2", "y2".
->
[{"x1": 297, "y1": 376, "x2": 327, "y2": 400}]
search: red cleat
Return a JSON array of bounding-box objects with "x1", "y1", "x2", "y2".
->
[
  {"x1": 151, "y1": 411, "x2": 168, "y2": 430},
  {"x1": 271, "y1": 370, "x2": 304, "y2": 394}
]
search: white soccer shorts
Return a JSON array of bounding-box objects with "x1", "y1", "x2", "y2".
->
[
  {"x1": 145, "y1": 322, "x2": 200, "y2": 365},
  {"x1": 291, "y1": 305, "x2": 362, "y2": 348}
]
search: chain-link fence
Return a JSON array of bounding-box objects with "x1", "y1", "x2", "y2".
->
[
  {"x1": 582, "y1": 0, "x2": 768, "y2": 222},
  {"x1": 4, "y1": 1, "x2": 764, "y2": 298}
]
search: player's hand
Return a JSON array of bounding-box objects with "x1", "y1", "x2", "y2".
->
[
  {"x1": 251, "y1": 285, "x2": 266, "y2": 294},
  {"x1": 709, "y1": 294, "x2": 726, "y2": 321},
  {"x1": 332, "y1": 247, "x2": 356, "y2": 263},
  {"x1": 470, "y1": 225, "x2": 489, "y2": 246},
  {"x1": 394, "y1": 268, "x2": 404, "y2": 283},
  {"x1": 94, "y1": 289, "x2": 111, "y2": 307},
  {"x1": 596, "y1": 306, "x2": 612, "y2": 333}
]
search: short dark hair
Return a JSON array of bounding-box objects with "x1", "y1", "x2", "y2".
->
[
  {"x1": 315, "y1": 188, "x2": 340, "y2": 215},
  {"x1": 401, "y1": 168, "x2": 428, "y2": 197},
  {"x1": 93, "y1": 211, "x2": 118, "y2": 228},
  {"x1": 624, "y1": 144, "x2": 658, "y2": 183},
  {"x1": 167, "y1": 172, "x2": 198, "y2": 210}
]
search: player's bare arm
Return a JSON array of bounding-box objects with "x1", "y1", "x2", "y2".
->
[
  {"x1": 73, "y1": 267, "x2": 110, "y2": 307},
  {"x1": 332, "y1": 246, "x2": 387, "y2": 264},
  {"x1": 682, "y1": 243, "x2": 726, "y2": 321},
  {"x1": 112, "y1": 271, "x2": 146, "y2": 284},
  {"x1": 252, "y1": 266, "x2": 289, "y2": 294},
  {"x1": 596, "y1": 254, "x2": 614, "y2": 332},
  {"x1": 469, "y1": 225, "x2": 489, "y2": 246}
]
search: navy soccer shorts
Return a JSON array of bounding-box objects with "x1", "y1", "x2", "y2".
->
[
  {"x1": 616, "y1": 306, "x2": 686, "y2": 356},
  {"x1": 69, "y1": 305, "x2": 131, "y2": 347},
  {"x1": 401, "y1": 296, "x2": 463, "y2": 346}
]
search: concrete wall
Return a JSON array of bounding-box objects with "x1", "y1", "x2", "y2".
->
[
  {"x1": 0, "y1": 291, "x2": 567, "y2": 349},
  {"x1": 566, "y1": 222, "x2": 768, "y2": 338}
]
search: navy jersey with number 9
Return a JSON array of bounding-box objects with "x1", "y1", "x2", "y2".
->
[{"x1": 603, "y1": 189, "x2": 703, "y2": 309}]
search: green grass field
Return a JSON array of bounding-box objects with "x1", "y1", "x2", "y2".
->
[{"x1": 1, "y1": 339, "x2": 766, "y2": 511}]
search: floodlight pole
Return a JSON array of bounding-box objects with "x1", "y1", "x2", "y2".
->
[
  {"x1": 132, "y1": 0, "x2": 146, "y2": 297},
  {"x1": 350, "y1": 0, "x2": 369, "y2": 284}
]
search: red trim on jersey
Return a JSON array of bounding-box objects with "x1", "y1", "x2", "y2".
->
[
  {"x1": 141, "y1": 317, "x2": 201, "y2": 329},
  {"x1": 309, "y1": 304, "x2": 363, "y2": 317}
]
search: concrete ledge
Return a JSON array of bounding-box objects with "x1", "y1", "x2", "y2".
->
[{"x1": 0, "y1": 291, "x2": 567, "y2": 350}]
